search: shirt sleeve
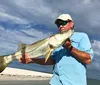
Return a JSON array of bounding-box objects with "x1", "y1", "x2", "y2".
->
[
  {"x1": 50, "y1": 52, "x2": 55, "y2": 60},
  {"x1": 78, "y1": 33, "x2": 94, "y2": 60},
  {"x1": 50, "y1": 50, "x2": 57, "y2": 61}
]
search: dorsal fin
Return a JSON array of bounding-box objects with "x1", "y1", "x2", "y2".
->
[{"x1": 17, "y1": 42, "x2": 26, "y2": 51}]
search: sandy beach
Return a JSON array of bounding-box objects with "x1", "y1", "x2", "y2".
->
[
  {"x1": 0, "y1": 67, "x2": 53, "y2": 80},
  {"x1": 0, "y1": 67, "x2": 52, "y2": 85}
]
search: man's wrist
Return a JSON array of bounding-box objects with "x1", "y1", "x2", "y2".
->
[
  {"x1": 28, "y1": 58, "x2": 34, "y2": 63},
  {"x1": 67, "y1": 45, "x2": 73, "y2": 52}
]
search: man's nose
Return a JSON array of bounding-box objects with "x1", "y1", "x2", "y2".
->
[
  {"x1": 59, "y1": 25, "x2": 63, "y2": 28},
  {"x1": 58, "y1": 25, "x2": 63, "y2": 29}
]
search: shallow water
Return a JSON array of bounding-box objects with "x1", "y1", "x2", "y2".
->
[
  {"x1": 0, "y1": 79, "x2": 100, "y2": 85},
  {"x1": 0, "y1": 80, "x2": 50, "y2": 85}
]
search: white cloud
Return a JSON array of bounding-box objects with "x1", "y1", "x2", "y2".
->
[
  {"x1": 14, "y1": 28, "x2": 52, "y2": 44},
  {"x1": 0, "y1": 12, "x2": 28, "y2": 24},
  {"x1": 0, "y1": 25, "x2": 52, "y2": 55},
  {"x1": 0, "y1": 0, "x2": 58, "y2": 27},
  {"x1": 87, "y1": 40, "x2": 100, "y2": 79},
  {"x1": 11, "y1": 0, "x2": 55, "y2": 16},
  {"x1": 91, "y1": 40, "x2": 100, "y2": 56},
  {"x1": 0, "y1": 25, "x2": 5, "y2": 31},
  {"x1": 0, "y1": 0, "x2": 100, "y2": 31}
]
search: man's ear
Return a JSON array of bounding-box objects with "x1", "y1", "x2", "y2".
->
[{"x1": 70, "y1": 21, "x2": 74, "y2": 28}]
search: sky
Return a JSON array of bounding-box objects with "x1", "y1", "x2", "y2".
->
[{"x1": 0, "y1": 0, "x2": 100, "y2": 80}]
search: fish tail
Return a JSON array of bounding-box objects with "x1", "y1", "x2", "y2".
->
[{"x1": 0, "y1": 55, "x2": 13, "y2": 73}]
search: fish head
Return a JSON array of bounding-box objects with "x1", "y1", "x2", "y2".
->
[{"x1": 49, "y1": 29, "x2": 73, "y2": 48}]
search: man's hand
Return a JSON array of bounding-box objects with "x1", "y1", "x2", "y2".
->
[
  {"x1": 62, "y1": 38, "x2": 73, "y2": 52},
  {"x1": 18, "y1": 54, "x2": 32, "y2": 64}
]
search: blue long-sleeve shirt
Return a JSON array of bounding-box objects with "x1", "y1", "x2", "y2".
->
[{"x1": 49, "y1": 32, "x2": 94, "y2": 85}]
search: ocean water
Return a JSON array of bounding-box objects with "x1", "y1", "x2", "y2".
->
[
  {"x1": 0, "y1": 80, "x2": 50, "y2": 85},
  {"x1": 0, "y1": 79, "x2": 100, "y2": 85},
  {"x1": 87, "y1": 79, "x2": 100, "y2": 85}
]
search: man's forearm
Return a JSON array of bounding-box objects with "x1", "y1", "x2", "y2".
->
[
  {"x1": 70, "y1": 47, "x2": 91, "y2": 64},
  {"x1": 28, "y1": 58, "x2": 46, "y2": 65},
  {"x1": 29, "y1": 58, "x2": 54, "y2": 65}
]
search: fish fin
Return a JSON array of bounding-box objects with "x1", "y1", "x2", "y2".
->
[
  {"x1": 44, "y1": 49, "x2": 53, "y2": 63},
  {"x1": 0, "y1": 55, "x2": 13, "y2": 73},
  {"x1": 17, "y1": 42, "x2": 26, "y2": 51}
]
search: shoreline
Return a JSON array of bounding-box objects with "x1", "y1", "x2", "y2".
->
[
  {"x1": 0, "y1": 67, "x2": 52, "y2": 80},
  {"x1": 0, "y1": 74, "x2": 51, "y2": 80}
]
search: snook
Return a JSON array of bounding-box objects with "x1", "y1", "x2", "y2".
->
[{"x1": 0, "y1": 29, "x2": 73, "y2": 73}]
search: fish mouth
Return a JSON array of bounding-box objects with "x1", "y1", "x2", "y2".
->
[
  {"x1": 59, "y1": 29, "x2": 71, "y2": 34},
  {"x1": 59, "y1": 28, "x2": 70, "y2": 33},
  {"x1": 60, "y1": 30, "x2": 66, "y2": 32}
]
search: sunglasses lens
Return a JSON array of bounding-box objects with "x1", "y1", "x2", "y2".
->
[
  {"x1": 62, "y1": 21, "x2": 67, "y2": 26},
  {"x1": 56, "y1": 21, "x2": 68, "y2": 27}
]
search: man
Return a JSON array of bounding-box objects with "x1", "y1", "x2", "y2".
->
[{"x1": 19, "y1": 14, "x2": 94, "y2": 85}]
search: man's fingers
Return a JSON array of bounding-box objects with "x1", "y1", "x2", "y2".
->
[
  {"x1": 18, "y1": 58, "x2": 26, "y2": 64},
  {"x1": 22, "y1": 54, "x2": 30, "y2": 64},
  {"x1": 18, "y1": 54, "x2": 30, "y2": 64},
  {"x1": 18, "y1": 59, "x2": 22, "y2": 63}
]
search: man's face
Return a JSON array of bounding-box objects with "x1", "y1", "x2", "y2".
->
[{"x1": 55, "y1": 20, "x2": 73, "y2": 32}]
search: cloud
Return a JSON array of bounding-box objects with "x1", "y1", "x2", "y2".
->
[
  {"x1": 87, "y1": 40, "x2": 100, "y2": 79},
  {"x1": 0, "y1": 0, "x2": 58, "y2": 27},
  {"x1": 0, "y1": 24, "x2": 52, "y2": 55},
  {"x1": 0, "y1": 12, "x2": 28, "y2": 24},
  {"x1": 0, "y1": 0, "x2": 100, "y2": 37},
  {"x1": 91, "y1": 40, "x2": 100, "y2": 57},
  {"x1": 43, "y1": 0, "x2": 100, "y2": 38}
]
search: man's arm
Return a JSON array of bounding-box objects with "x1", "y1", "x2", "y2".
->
[
  {"x1": 18, "y1": 54, "x2": 54, "y2": 65},
  {"x1": 70, "y1": 47, "x2": 91, "y2": 64},
  {"x1": 28, "y1": 58, "x2": 54, "y2": 65},
  {"x1": 63, "y1": 38, "x2": 91, "y2": 64}
]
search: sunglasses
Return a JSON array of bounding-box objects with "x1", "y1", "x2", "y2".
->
[{"x1": 55, "y1": 20, "x2": 71, "y2": 27}]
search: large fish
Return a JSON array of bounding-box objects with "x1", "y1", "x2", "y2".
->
[{"x1": 0, "y1": 29, "x2": 73, "y2": 73}]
